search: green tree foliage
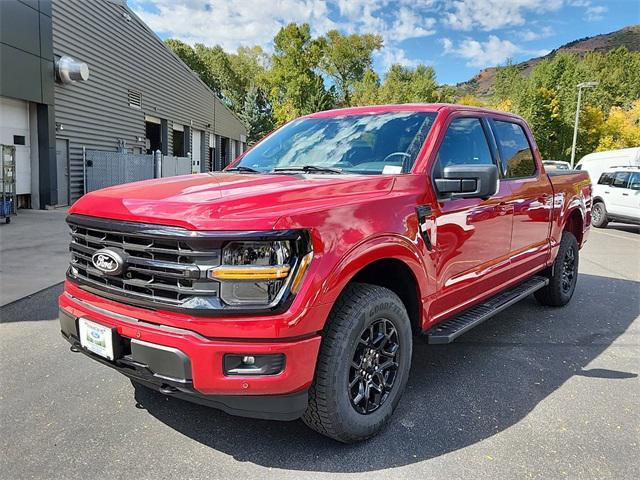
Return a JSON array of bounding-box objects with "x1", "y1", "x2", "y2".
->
[
  {"x1": 378, "y1": 65, "x2": 438, "y2": 104},
  {"x1": 240, "y1": 85, "x2": 274, "y2": 145},
  {"x1": 352, "y1": 69, "x2": 381, "y2": 105},
  {"x1": 320, "y1": 31, "x2": 383, "y2": 105},
  {"x1": 267, "y1": 23, "x2": 327, "y2": 124},
  {"x1": 491, "y1": 47, "x2": 640, "y2": 160},
  {"x1": 167, "y1": 27, "x2": 639, "y2": 153}
]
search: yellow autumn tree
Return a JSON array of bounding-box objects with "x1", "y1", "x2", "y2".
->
[
  {"x1": 457, "y1": 94, "x2": 485, "y2": 106},
  {"x1": 597, "y1": 100, "x2": 640, "y2": 151}
]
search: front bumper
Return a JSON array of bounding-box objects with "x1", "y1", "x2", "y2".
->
[{"x1": 59, "y1": 294, "x2": 322, "y2": 421}]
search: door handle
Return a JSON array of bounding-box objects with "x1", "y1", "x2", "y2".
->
[
  {"x1": 538, "y1": 194, "x2": 549, "y2": 203},
  {"x1": 622, "y1": 193, "x2": 629, "y2": 196}
]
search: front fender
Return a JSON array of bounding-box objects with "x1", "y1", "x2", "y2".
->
[{"x1": 319, "y1": 234, "x2": 429, "y2": 306}]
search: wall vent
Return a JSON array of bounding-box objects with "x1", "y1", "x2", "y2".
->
[{"x1": 128, "y1": 89, "x2": 142, "y2": 109}]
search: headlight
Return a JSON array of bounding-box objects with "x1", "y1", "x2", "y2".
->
[{"x1": 208, "y1": 239, "x2": 312, "y2": 307}]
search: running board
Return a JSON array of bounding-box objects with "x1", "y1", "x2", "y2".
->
[{"x1": 425, "y1": 276, "x2": 549, "y2": 344}]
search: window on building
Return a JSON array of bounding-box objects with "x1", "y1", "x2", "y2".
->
[
  {"x1": 13, "y1": 135, "x2": 25, "y2": 145},
  {"x1": 492, "y1": 120, "x2": 536, "y2": 178}
]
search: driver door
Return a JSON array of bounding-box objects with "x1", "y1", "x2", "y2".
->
[{"x1": 428, "y1": 115, "x2": 514, "y2": 322}]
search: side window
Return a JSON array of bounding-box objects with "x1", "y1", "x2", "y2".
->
[
  {"x1": 598, "y1": 172, "x2": 614, "y2": 185},
  {"x1": 492, "y1": 120, "x2": 536, "y2": 178},
  {"x1": 629, "y1": 172, "x2": 640, "y2": 191},
  {"x1": 612, "y1": 171, "x2": 631, "y2": 188},
  {"x1": 433, "y1": 117, "x2": 493, "y2": 177}
]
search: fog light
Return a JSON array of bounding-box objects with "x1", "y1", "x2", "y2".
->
[{"x1": 224, "y1": 354, "x2": 285, "y2": 376}]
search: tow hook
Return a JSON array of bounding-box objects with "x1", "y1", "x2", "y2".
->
[{"x1": 159, "y1": 384, "x2": 178, "y2": 395}]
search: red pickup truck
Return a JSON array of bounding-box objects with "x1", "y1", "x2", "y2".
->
[{"x1": 60, "y1": 104, "x2": 591, "y2": 443}]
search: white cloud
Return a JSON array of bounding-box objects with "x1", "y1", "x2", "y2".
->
[
  {"x1": 378, "y1": 46, "x2": 421, "y2": 70},
  {"x1": 444, "y1": 0, "x2": 564, "y2": 31},
  {"x1": 392, "y1": 8, "x2": 436, "y2": 41},
  {"x1": 442, "y1": 35, "x2": 520, "y2": 68},
  {"x1": 517, "y1": 25, "x2": 554, "y2": 41},
  {"x1": 567, "y1": 1, "x2": 608, "y2": 21},
  {"x1": 131, "y1": 0, "x2": 336, "y2": 51},
  {"x1": 585, "y1": 5, "x2": 607, "y2": 21}
]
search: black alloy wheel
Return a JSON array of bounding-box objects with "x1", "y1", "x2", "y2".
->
[
  {"x1": 348, "y1": 318, "x2": 400, "y2": 414},
  {"x1": 561, "y1": 246, "x2": 577, "y2": 294}
]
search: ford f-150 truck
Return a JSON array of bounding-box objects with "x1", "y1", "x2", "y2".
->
[{"x1": 60, "y1": 104, "x2": 591, "y2": 443}]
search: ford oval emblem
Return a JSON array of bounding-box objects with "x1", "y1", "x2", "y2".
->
[{"x1": 91, "y1": 248, "x2": 125, "y2": 275}]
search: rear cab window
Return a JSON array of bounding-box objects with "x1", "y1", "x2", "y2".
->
[{"x1": 491, "y1": 120, "x2": 537, "y2": 178}]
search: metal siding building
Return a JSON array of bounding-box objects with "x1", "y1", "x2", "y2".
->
[
  {"x1": 52, "y1": 0, "x2": 246, "y2": 202},
  {"x1": 0, "y1": 0, "x2": 56, "y2": 208}
]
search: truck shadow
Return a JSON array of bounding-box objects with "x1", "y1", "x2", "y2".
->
[{"x1": 132, "y1": 273, "x2": 638, "y2": 473}]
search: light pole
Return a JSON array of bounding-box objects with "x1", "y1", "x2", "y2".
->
[{"x1": 570, "y1": 81, "x2": 598, "y2": 168}]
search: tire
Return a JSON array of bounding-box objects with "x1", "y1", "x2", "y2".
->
[
  {"x1": 302, "y1": 283, "x2": 413, "y2": 443},
  {"x1": 591, "y1": 202, "x2": 608, "y2": 228},
  {"x1": 535, "y1": 231, "x2": 579, "y2": 307}
]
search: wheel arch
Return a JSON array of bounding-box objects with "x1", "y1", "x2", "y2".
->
[
  {"x1": 564, "y1": 207, "x2": 585, "y2": 245},
  {"x1": 321, "y1": 236, "x2": 427, "y2": 334}
]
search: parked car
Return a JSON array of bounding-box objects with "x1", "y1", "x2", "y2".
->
[
  {"x1": 59, "y1": 104, "x2": 591, "y2": 443},
  {"x1": 591, "y1": 166, "x2": 640, "y2": 228},
  {"x1": 543, "y1": 160, "x2": 571, "y2": 171},
  {"x1": 575, "y1": 147, "x2": 640, "y2": 185}
]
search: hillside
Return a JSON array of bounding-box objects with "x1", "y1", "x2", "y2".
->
[{"x1": 457, "y1": 25, "x2": 640, "y2": 97}]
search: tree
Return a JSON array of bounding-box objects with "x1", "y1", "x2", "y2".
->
[
  {"x1": 165, "y1": 39, "x2": 221, "y2": 95},
  {"x1": 304, "y1": 76, "x2": 336, "y2": 113},
  {"x1": 457, "y1": 94, "x2": 485, "y2": 106},
  {"x1": 377, "y1": 65, "x2": 438, "y2": 104},
  {"x1": 193, "y1": 44, "x2": 243, "y2": 110},
  {"x1": 524, "y1": 86, "x2": 568, "y2": 160},
  {"x1": 352, "y1": 69, "x2": 380, "y2": 106},
  {"x1": 240, "y1": 85, "x2": 274, "y2": 145},
  {"x1": 597, "y1": 100, "x2": 640, "y2": 151},
  {"x1": 320, "y1": 31, "x2": 383, "y2": 105}
]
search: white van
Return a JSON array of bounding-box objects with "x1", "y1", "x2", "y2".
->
[{"x1": 575, "y1": 147, "x2": 640, "y2": 185}]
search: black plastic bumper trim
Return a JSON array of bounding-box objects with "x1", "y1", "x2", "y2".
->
[{"x1": 60, "y1": 309, "x2": 307, "y2": 421}]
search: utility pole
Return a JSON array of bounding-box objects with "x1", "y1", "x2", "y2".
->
[{"x1": 570, "y1": 81, "x2": 598, "y2": 168}]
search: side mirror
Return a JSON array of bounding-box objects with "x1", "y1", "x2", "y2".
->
[{"x1": 435, "y1": 164, "x2": 499, "y2": 199}]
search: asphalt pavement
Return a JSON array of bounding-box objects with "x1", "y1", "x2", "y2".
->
[
  {"x1": 0, "y1": 208, "x2": 69, "y2": 306},
  {"x1": 1, "y1": 225, "x2": 638, "y2": 479}
]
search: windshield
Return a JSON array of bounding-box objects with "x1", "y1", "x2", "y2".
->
[{"x1": 234, "y1": 112, "x2": 437, "y2": 175}]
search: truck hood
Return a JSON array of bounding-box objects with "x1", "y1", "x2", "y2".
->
[{"x1": 69, "y1": 173, "x2": 395, "y2": 230}]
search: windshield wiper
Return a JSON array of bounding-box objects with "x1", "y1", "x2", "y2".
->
[
  {"x1": 273, "y1": 165, "x2": 343, "y2": 174},
  {"x1": 225, "y1": 166, "x2": 261, "y2": 173}
]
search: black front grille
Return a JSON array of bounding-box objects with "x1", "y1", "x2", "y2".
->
[{"x1": 67, "y1": 216, "x2": 221, "y2": 309}]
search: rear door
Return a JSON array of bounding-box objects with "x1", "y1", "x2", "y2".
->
[
  {"x1": 490, "y1": 119, "x2": 553, "y2": 277},
  {"x1": 429, "y1": 115, "x2": 514, "y2": 321},
  {"x1": 622, "y1": 172, "x2": 640, "y2": 220},
  {"x1": 607, "y1": 171, "x2": 632, "y2": 217}
]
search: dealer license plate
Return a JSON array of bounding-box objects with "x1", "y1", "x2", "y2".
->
[{"x1": 78, "y1": 318, "x2": 115, "y2": 360}]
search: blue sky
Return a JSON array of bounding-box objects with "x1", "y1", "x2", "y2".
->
[{"x1": 129, "y1": 0, "x2": 637, "y2": 85}]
